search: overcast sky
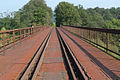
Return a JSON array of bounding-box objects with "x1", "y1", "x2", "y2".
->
[{"x1": 0, "y1": 0, "x2": 120, "y2": 13}]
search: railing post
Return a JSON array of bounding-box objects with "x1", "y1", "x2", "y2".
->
[
  {"x1": 31, "y1": 28, "x2": 32, "y2": 34},
  {"x1": 82, "y1": 29, "x2": 83, "y2": 37},
  {"x1": 2, "y1": 33, "x2": 6, "y2": 53},
  {"x1": 84, "y1": 30, "x2": 85, "y2": 38},
  {"x1": 95, "y1": 31, "x2": 97, "y2": 43},
  {"x1": 96, "y1": 31, "x2": 98, "y2": 44},
  {"x1": 87, "y1": 30, "x2": 89, "y2": 40},
  {"x1": 79, "y1": 29, "x2": 80, "y2": 36},
  {"x1": 77, "y1": 28, "x2": 79, "y2": 35},
  {"x1": 92, "y1": 31, "x2": 94, "y2": 42},
  {"x1": 83, "y1": 30, "x2": 85, "y2": 38},
  {"x1": 13, "y1": 31, "x2": 15, "y2": 46},
  {"x1": 85, "y1": 30, "x2": 86, "y2": 39},
  {"x1": 33, "y1": 28, "x2": 35, "y2": 33},
  {"x1": 94, "y1": 31, "x2": 96, "y2": 43},
  {"x1": 86, "y1": 30, "x2": 88, "y2": 39},
  {"x1": 106, "y1": 33, "x2": 109, "y2": 53},
  {"x1": 28, "y1": 29, "x2": 30, "y2": 36},
  {"x1": 89, "y1": 30, "x2": 91, "y2": 40},
  {"x1": 42, "y1": 27, "x2": 43, "y2": 31},
  {"x1": 19, "y1": 30, "x2": 22, "y2": 40},
  {"x1": 7, "y1": 33, "x2": 9, "y2": 45},
  {"x1": 24, "y1": 29, "x2": 26, "y2": 37},
  {"x1": 81, "y1": 29, "x2": 82, "y2": 37}
]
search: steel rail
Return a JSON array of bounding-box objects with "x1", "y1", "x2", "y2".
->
[
  {"x1": 61, "y1": 25, "x2": 120, "y2": 59},
  {"x1": 56, "y1": 28, "x2": 89, "y2": 80},
  {"x1": 18, "y1": 28, "x2": 52, "y2": 80},
  {"x1": 60, "y1": 28, "x2": 120, "y2": 80},
  {"x1": 31, "y1": 29, "x2": 52, "y2": 80},
  {"x1": 18, "y1": 27, "x2": 89, "y2": 80}
]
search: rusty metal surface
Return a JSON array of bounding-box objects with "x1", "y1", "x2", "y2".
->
[
  {"x1": 62, "y1": 25, "x2": 120, "y2": 34},
  {"x1": 57, "y1": 28, "x2": 89, "y2": 80},
  {"x1": 60, "y1": 27, "x2": 120, "y2": 79},
  {"x1": 20, "y1": 29, "x2": 51, "y2": 80},
  {"x1": 0, "y1": 26, "x2": 119, "y2": 80},
  {"x1": 0, "y1": 26, "x2": 49, "y2": 53},
  {"x1": 61, "y1": 25, "x2": 120, "y2": 57},
  {"x1": 35, "y1": 28, "x2": 68, "y2": 80},
  {"x1": 0, "y1": 28, "x2": 50, "y2": 80},
  {"x1": 58, "y1": 28, "x2": 112, "y2": 80}
]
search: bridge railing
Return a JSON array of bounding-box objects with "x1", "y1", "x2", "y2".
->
[
  {"x1": 61, "y1": 25, "x2": 120, "y2": 59},
  {"x1": 0, "y1": 26, "x2": 48, "y2": 53}
]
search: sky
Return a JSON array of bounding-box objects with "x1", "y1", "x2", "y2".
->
[{"x1": 0, "y1": 0, "x2": 120, "y2": 13}]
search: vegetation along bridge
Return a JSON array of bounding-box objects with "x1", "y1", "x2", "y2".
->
[{"x1": 0, "y1": 25, "x2": 119, "y2": 80}]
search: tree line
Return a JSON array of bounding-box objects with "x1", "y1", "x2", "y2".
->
[
  {"x1": 55, "y1": 2, "x2": 120, "y2": 29},
  {"x1": 0, "y1": 0, "x2": 53, "y2": 30},
  {"x1": 55, "y1": 2, "x2": 120, "y2": 56},
  {"x1": 0, "y1": 1, "x2": 120, "y2": 30}
]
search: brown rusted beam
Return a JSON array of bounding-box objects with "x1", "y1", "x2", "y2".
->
[
  {"x1": 63, "y1": 25, "x2": 120, "y2": 34},
  {"x1": 28, "y1": 29, "x2": 30, "y2": 36},
  {"x1": 31, "y1": 28, "x2": 33, "y2": 34},
  {"x1": 24, "y1": 29, "x2": 26, "y2": 37},
  {"x1": 2, "y1": 33, "x2": 6, "y2": 53},
  {"x1": 0, "y1": 26, "x2": 48, "y2": 53},
  {"x1": 7, "y1": 33, "x2": 9, "y2": 45},
  {"x1": 89, "y1": 30, "x2": 91, "y2": 40},
  {"x1": 106, "y1": 33, "x2": 109, "y2": 53},
  {"x1": 13, "y1": 31, "x2": 15, "y2": 46},
  {"x1": 19, "y1": 30, "x2": 22, "y2": 40}
]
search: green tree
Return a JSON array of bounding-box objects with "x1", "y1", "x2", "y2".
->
[
  {"x1": 0, "y1": 15, "x2": 12, "y2": 30},
  {"x1": 0, "y1": 0, "x2": 53, "y2": 30},
  {"x1": 55, "y1": 2, "x2": 82, "y2": 26},
  {"x1": 0, "y1": 27, "x2": 7, "y2": 39},
  {"x1": 86, "y1": 8, "x2": 105, "y2": 28},
  {"x1": 103, "y1": 10, "x2": 113, "y2": 20},
  {"x1": 15, "y1": 0, "x2": 53, "y2": 28},
  {"x1": 77, "y1": 5, "x2": 90, "y2": 26},
  {"x1": 33, "y1": 8, "x2": 47, "y2": 25},
  {"x1": 104, "y1": 19, "x2": 120, "y2": 29}
]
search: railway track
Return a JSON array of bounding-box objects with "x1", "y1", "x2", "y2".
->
[
  {"x1": 18, "y1": 28, "x2": 52, "y2": 80},
  {"x1": 56, "y1": 28, "x2": 89, "y2": 80},
  {"x1": 59, "y1": 27, "x2": 120, "y2": 80},
  {"x1": 18, "y1": 28, "x2": 88, "y2": 80},
  {"x1": 0, "y1": 27, "x2": 119, "y2": 80}
]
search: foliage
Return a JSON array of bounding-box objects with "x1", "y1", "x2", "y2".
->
[
  {"x1": 55, "y1": 2, "x2": 120, "y2": 29},
  {"x1": 0, "y1": 15, "x2": 13, "y2": 29},
  {"x1": 18, "y1": 0, "x2": 53, "y2": 27},
  {"x1": 77, "y1": 5, "x2": 89, "y2": 26},
  {"x1": 104, "y1": 19, "x2": 120, "y2": 29},
  {"x1": 0, "y1": 0, "x2": 53, "y2": 30},
  {"x1": 0, "y1": 1, "x2": 120, "y2": 29},
  {"x1": 55, "y1": 2, "x2": 82, "y2": 27},
  {"x1": 33, "y1": 8, "x2": 47, "y2": 25},
  {"x1": 0, "y1": 27, "x2": 7, "y2": 39}
]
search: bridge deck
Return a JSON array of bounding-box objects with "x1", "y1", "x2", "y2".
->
[
  {"x1": 0, "y1": 28, "x2": 50, "y2": 80},
  {"x1": 0, "y1": 27, "x2": 119, "y2": 80},
  {"x1": 60, "y1": 28, "x2": 120, "y2": 80},
  {"x1": 36, "y1": 28, "x2": 68, "y2": 80}
]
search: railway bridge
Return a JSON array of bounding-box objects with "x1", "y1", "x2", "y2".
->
[{"x1": 0, "y1": 25, "x2": 120, "y2": 80}]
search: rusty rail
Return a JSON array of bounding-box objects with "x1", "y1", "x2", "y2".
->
[
  {"x1": 61, "y1": 25, "x2": 120, "y2": 59},
  {"x1": 57, "y1": 28, "x2": 89, "y2": 79},
  {"x1": 0, "y1": 26, "x2": 49, "y2": 53}
]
